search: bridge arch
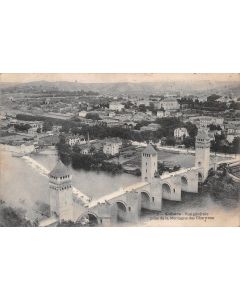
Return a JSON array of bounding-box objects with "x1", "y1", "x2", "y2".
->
[
  {"x1": 198, "y1": 172, "x2": 203, "y2": 183},
  {"x1": 181, "y1": 176, "x2": 188, "y2": 186},
  {"x1": 115, "y1": 200, "x2": 129, "y2": 222},
  {"x1": 162, "y1": 183, "x2": 171, "y2": 199},
  {"x1": 140, "y1": 191, "x2": 152, "y2": 211},
  {"x1": 141, "y1": 191, "x2": 151, "y2": 203},
  {"x1": 116, "y1": 201, "x2": 127, "y2": 211},
  {"x1": 77, "y1": 212, "x2": 100, "y2": 226}
]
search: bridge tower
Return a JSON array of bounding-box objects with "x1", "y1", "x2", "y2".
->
[
  {"x1": 49, "y1": 160, "x2": 74, "y2": 221},
  {"x1": 141, "y1": 144, "x2": 158, "y2": 183},
  {"x1": 195, "y1": 128, "x2": 210, "y2": 181}
]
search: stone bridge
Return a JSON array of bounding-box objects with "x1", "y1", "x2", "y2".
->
[
  {"x1": 73, "y1": 166, "x2": 205, "y2": 226},
  {"x1": 45, "y1": 129, "x2": 239, "y2": 226}
]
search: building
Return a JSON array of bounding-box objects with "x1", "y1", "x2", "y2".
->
[
  {"x1": 140, "y1": 123, "x2": 160, "y2": 132},
  {"x1": 132, "y1": 112, "x2": 150, "y2": 122},
  {"x1": 225, "y1": 124, "x2": 240, "y2": 143},
  {"x1": 146, "y1": 110, "x2": 152, "y2": 116},
  {"x1": 78, "y1": 111, "x2": 87, "y2": 118},
  {"x1": 80, "y1": 145, "x2": 92, "y2": 155},
  {"x1": 108, "y1": 111, "x2": 116, "y2": 117},
  {"x1": 136, "y1": 99, "x2": 150, "y2": 107},
  {"x1": 199, "y1": 116, "x2": 224, "y2": 128},
  {"x1": 66, "y1": 135, "x2": 86, "y2": 146},
  {"x1": 27, "y1": 121, "x2": 44, "y2": 135},
  {"x1": 159, "y1": 98, "x2": 180, "y2": 111},
  {"x1": 195, "y1": 129, "x2": 210, "y2": 181},
  {"x1": 0, "y1": 112, "x2": 7, "y2": 120},
  {"x1": 141, "y1": 144, "x2": 158, "y2": 183},
  {"x1": 98, "y1": 118, "x2": 120, "y2": 127},
  {"x1": 188, "y1": 116, "x2": 224, "y2": 129},
  {"x1": 109, "y1": 102, "x2": 124, "y2": 111},
  {"x1": 174, "y1": 128, "x2": 189, "y2": 140},
  {"x1": 157, "y1": 110, "x2": 171, "y2": 118},
  {"x1": 103, "y1": 138, "x2": 122, "y2": 156},
  {"x1": 103, "y1": 142, "x2": 120, "y2": 156},
  {"x1": 123, "y1": 122, "x2": 136, "y2": 129},
  {"x1": 49, "y1": 160, "x2": 73, "y2": 221}
]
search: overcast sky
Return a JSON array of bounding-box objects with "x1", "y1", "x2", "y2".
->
[{"x1": 1, "y1": 73, "x2": 240, "y2": 83}]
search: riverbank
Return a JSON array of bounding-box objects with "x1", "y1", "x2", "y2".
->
[{"x1": 131, "y1": 140, "x2": 236, "y2": 158}]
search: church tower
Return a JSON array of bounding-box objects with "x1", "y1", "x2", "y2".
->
[
  {"x1": 141, "y1": 144, "x2": 158, "y2": 182},
  {"x1": 49, "y1": 160, "x2": 74, "y2": 221},
  {"x1": 195, "y1": 128, "x2": 210, "y2": 181}
]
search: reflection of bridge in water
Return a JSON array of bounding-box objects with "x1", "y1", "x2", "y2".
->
[{"x1": 40, "y1": 129, "x2": 239, "y2": 226}]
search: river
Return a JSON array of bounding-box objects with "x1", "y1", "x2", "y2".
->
[{"x1": 0, "y1": 148, "x2": 238, "y2": 225}]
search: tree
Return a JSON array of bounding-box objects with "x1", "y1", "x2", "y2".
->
[
  {"x1": 208, "y1": 124, "x2": 222, "y2": 131},
  {"x1": 165, "y1": 136, "x2": 176, "y2": 146},
  {"x1": 183, "y1": 136, "x2": 194, "y2": 148},
  {"x1": 139, "y1": 104, "x2": 146, "y2": 112},
  {"x1": 43, "y1": 120, "x2": 53, "y2": 132},
  {"x1": 185, "y1": 122, "x2": 198, "y2": 138},
  {"x1": 14, "y1": 123, "x2": 31, "y2": 132},
  {"x1": 231, "y1": 137, "x2": 240, "y2": 154},
  {"x1": 86, "y1": 113, "x2": 101, "y2": 120},
  {"x1": 0, "y1": 201, "x2": 33, "y2": 227}
]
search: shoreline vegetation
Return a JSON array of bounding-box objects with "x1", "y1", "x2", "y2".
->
[
  {"x1": 203, "y1": 167, "x2": 240, "y2": 207},
  {"x1": 0, "y1": 200, "x2": 37, "y2": 227},
  {"x1": 56, "y1": 138, "x2": 181, "y2": 176},
  {"x1": 16, "y1": 113, "x2": 240, "y2": 155},
  {"x1": 56, "y1": 141, "x2": 124, "y2": 175}
]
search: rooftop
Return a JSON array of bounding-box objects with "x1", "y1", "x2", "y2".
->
[
  {"x1": 49, "y1": 160, "x2": 70, "y2": 177},
  {"x1": 142, "y1": 144, "x2": 157, "y2": 155},
  {"x1": 197, "y1": 129, "x2": 211, "y2": 140}
]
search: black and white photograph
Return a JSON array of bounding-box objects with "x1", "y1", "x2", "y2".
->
[{"x1": 0, "y1": 73, "x2": 239, "y2": 227}]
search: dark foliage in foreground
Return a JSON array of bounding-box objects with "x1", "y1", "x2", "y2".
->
[{"x1": 0, "y1": 200, "x2": 35, "y2": 227}]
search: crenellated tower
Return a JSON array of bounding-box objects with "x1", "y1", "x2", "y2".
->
[
  {"x1": 195, "y1": 128, "x2": 210, "y2": 181},
  {"x1": 49, "y1": 160, "x2": 74, "y2": 221},
  {"x1": 141, "y1": 144, "x2": 158, "y2": 183}
]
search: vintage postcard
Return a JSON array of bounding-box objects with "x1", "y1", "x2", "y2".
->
[{"x1": 0, "y1": 73, "x2": 239, "y2": 227}]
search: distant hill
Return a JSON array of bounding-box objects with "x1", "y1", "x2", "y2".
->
[{"x1": 0, "y1": 79, "x2": 240, "y2": 96}]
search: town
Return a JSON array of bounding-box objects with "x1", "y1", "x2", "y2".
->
[{"x1": 0, "y1": 79, "x2": 240, "y2": 226}]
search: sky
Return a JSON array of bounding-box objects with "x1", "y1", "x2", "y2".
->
[{"x1": 0, "y1": 73, "x2": 240, "y2": 83}]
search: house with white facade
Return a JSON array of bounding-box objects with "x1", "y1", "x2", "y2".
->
[
  {"x1": 225, "y1": 124, "x2": 240, "y2": 143},
  {"x1": 78, "y1": 111, "x2": 87, "y2": 118},
  {"x1": 199, "y1": 116, "x2": 224, "y2": 128},
  {"x1": 66, "y1": 135, "x2": 86, "y2": 146},
  {"x1": 103, "y1": 142, "x2": 120, "y2": 156},
  {"x1": 159, "y1": 98, "x2": 180, "y2": 111},
  {"x1": 188, "y1": 116, "x2": 224, "y2": 129},
  {"x1": 103, "y1": 138, "x2": 122, "y2": 156},
  {"x1": 174, "y1": 128, "x2": 189, "y2": 140},
  {"x1": 157, "y1": 110, "x2": 171, "y2": 118},
  {"x1": 109, "y1": 102, "x2": 124, "y2": 112}
]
